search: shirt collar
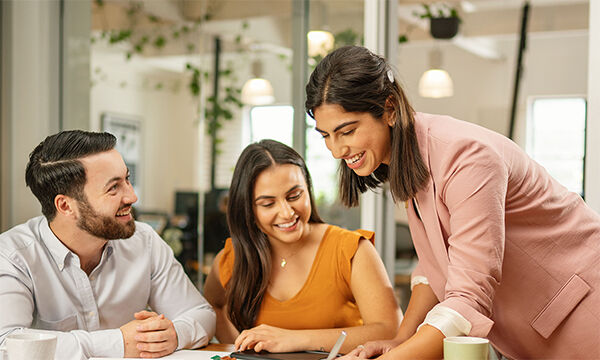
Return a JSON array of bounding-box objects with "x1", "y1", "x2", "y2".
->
[{"x1": 38, "y1": 217, "x2": 72, "y2": 271}]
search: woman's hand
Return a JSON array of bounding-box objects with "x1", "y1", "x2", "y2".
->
[
  {"x1": 339, "y1": 339, "x2": 400, "y2": 359},
  {"x1": 234, "y1": 324, "x2": 306, "y2": 353}
]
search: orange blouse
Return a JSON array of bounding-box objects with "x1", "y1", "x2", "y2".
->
[{"x1": 218, "y1": 225, "x2": 375, "y2": 329}]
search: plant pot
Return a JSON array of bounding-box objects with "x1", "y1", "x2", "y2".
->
[{"x1": 430, "y1": 17, "x2": 460, "y2": 39}]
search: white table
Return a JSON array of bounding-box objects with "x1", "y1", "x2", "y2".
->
[{"x1": 90, "y1": 344, "x2": 235, "y2": 360}]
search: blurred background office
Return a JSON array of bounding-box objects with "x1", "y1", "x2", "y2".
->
[{"x1": 2, "y1": 0, "x2": 599, "y2": 311}]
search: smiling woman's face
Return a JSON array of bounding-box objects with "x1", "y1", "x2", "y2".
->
[
  {"x1": 253, "y1": 163, "x2": 312, "y2": 246},
  {"x1": 313, "y1": 103, "x2": 393, "y2": 177}
]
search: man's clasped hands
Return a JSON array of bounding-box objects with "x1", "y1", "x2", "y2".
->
[{"x1": 120, "y1": 310, "x2": 178, "y2": 359}]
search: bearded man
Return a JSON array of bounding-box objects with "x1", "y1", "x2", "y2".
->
[{"x1": 0, "y1": 130, "x2": 215, "y2": 359}]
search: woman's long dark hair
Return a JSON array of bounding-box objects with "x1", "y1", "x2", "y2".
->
[
  {"x1": 226, "y1": 139, "x2": 324, "y2": 331},
  {"x1": 305, "y1": 45, "x2": 429, "y2": 206}
]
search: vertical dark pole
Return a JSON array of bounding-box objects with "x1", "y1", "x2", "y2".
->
[
  {"x1": 291, "y1": 0, "x2": 308, "y2": 158},
  {"x1": 509, "y1": 2, "x2": 530, "y2": 140},
  {"x1": 210, "y1": 36, "x2": 220, "y2": 191}
]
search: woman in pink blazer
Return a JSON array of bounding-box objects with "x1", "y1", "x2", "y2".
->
[{"x1": 305, "y1": 45, "x2": 600, "y2": 359}]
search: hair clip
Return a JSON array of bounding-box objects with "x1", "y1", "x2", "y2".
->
[{"x1": 387, "y1": 69, "x2": 394, "y2": 83}]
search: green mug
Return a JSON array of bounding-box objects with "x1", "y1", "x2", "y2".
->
[{"x1": 443, "y1": 336, "x2": 489, "y2": 360}]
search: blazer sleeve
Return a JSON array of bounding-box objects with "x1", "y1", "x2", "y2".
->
[{"x1": 437, "y1": 139, "x2": 508, "y2": 337}]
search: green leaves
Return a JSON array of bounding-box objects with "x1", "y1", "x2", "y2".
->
[
  {"x1": 185, "y1": 63, "x2": 202, "y2": 97},
  {"x1": 109, "y1": 30, "x2": 132, "y2": 44},
  {"x1": 153, "y1": 35, "x2": 166, "y2": 49},
  {"x1": 334, "y1": 29, "x2": 359, "y2": 47},
  {"x1": 95, "y1": 0, "x2": 244, "y2": 154}
]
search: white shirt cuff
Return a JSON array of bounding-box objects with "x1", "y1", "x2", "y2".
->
[
  {"x1": 173, "y1": 319, "x2": 209, "y2": 350},
  {"x1": 174, "y1": 320, "x2": 189, "y2": 351},
  {"x1": 418, "y1": 305, "x2": 472, "y2": 338},
  {"x1": 88, "y1": 328, "x2": 124, "y2": 358},
  {"x1": 410, "y1": 275, "x2": 429, "y2": 290}
]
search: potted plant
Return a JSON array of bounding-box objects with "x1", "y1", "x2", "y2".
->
[{"x1": 414, "y1": 3, "x2": 461, "y2": 39}]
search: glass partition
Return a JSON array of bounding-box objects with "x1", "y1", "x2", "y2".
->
[{"x1": 87, "y1": 0, "x2": 367, "y2": 285}]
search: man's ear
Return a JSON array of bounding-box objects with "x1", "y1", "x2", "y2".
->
[{"x1": 54, "y1": 195, "x2": 77, "y2": 218}]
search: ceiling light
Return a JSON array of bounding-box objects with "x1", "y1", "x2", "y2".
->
[
  {"x1": 418, "y1": 47, "x2": 454, "y2": 98},
  {"x1": 419, "y1": 69, "x2": 454, "y2": 98},
  {"x1": 307, "y1": 30, "x2": 335, "y2": 57},
  {"x1": 242, "y1": 78, "x2": 275, "y2": 105},
  {"x1": 241, "y1": 60, "x2": 275, "y2": 105}
]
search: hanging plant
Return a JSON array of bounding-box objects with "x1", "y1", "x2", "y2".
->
[
  {"x1": 413, "y1": 3, "x2": 462, "y2": 39},
  {"x1": 91, "y1": 0, "x2": 245, "y2": 152}
]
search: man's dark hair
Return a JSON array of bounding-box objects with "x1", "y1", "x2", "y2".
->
[{"x1": 25, "y1": 130, "x2": 117, "y2": 221}]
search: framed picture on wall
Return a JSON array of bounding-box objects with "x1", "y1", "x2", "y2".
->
[{"x1": 101, "y1": 112, "x2": 143, "y2": 205}]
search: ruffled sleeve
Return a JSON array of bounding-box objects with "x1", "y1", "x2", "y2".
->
[
  {"x1": 337, "y1": 228, "x2": 375, "y2": 288},
  {"x1": 218, "y1": 238, "x2": 235, "y2": 288}
]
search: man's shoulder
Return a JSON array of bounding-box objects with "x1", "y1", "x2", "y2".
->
[
  {"x1": 132, "y1": 221, "x2": 161, "y2": 242},
  {"x1": 0, "y1": 216, "x2": 44, "y2": 257},
  {"x1": 108, "y1": 221, "x2": 175, "y2": 267}
]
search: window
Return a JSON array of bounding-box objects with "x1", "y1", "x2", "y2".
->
[
  {"x1": 247, "y1": 105, "x2": 338, "y2": 204},
  {"x1": 248, "y1": 105, "x2": 294, "y2": 147},
  {"x1": 306, "y1": 120, "x2": 339, "y2": 204},
  {"x1": 526, "y1": 97, "x2": 587, "y2": 195}
]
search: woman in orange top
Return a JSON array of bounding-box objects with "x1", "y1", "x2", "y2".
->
[{"x1": 203, "y1": 140, "x2": 399, "y2": 354}]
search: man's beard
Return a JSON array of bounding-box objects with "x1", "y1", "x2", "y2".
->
[{"x1": 76, "y1": 197, "x2": 136, "y2": 240}]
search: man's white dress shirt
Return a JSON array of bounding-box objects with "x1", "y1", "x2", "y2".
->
[{"x1": 0, "y1": 216, "x2": 216, "y2": 360}]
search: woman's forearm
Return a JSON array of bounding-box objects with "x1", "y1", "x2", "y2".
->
[
  {"x1": 381, "y1": 324, "x2": 444, "y2": 359},
  {"x1": 214, "y1": 306, "x2": 240, "y2": 343},
  {"x1": 297, "y1": 321, "x2": 398, "y2": 354},
  {"x1": 394, "y1": 283, "x2": 440, "y2": 343}
]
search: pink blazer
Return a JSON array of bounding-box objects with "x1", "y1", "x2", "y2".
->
[{"x1": 408, "y1": 113, "x2": 600, "y2": 359}]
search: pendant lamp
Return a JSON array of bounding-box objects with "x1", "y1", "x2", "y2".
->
[
  {"x1": 307, "y1": 30, "x2": 334, "y2": 58},
  {"x1": 418, "y1": 47, "x2": 454, "y2": 98},
  {"x1": 241, "y1": 60, "x2": 275, "y2": 106}
]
